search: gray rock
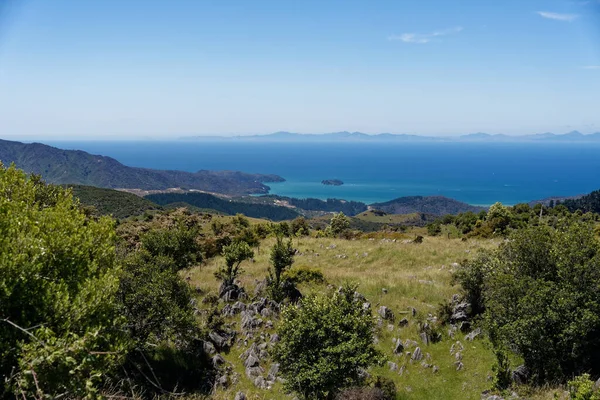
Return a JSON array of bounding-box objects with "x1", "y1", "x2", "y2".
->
[
  {"x1": 212, "y1": 354, "x2": 226, "y2": 367},
  {"x1": 203, "y1": 340, "x2": 216, "y2": 355},
  {"x1": 595, "y1": 378, "x2": 600, "y2": 391},
  {"x1": 245, "y1": 366, "x2": 264, "y2": 378},
  {"x1": 411, "y1": 347, "x2": 423, "y2": 361},
  {"x1": 419, "y1": 332, "x2": 429, "y2": 345},
  {"x1": 484, "y1": 396, "x2": 504, "y2": 400},
  {"x1": 378, "y1": 306, "x2": 395, "y2": 321},
  {"x1": 465, "y1": 327, "x2": 481, "y2": 341},
  {"x1": 398, "y1": 318, "x2": 409, "y2": 327},
  {"x1": 382, "y1": 288, "x2": 388, "y2": 294},
  {"x1": 411, "y1": 307, "x2": 417, "y2": 317},
  {"x1": 387, "y1": 324, "x2": 395, "y2": 331},
  {"x1": 243, "y1": 355, "x2": 260, "y2": 368},
  {"x1": 215, "y1": 374, "x2": 228, "y2": 388},
  {"x1": 455, "y1": 361, "x2": 464, "y2": 371},
  {"x1": 387, "y1": 361, "x2": 398, "y2": 371},
  {"x1": 269, "y1": 363, "x2": 280, "y2": 376},
  {"x1": 234, "y1": 392, "x2": 247, "y2": 400},
  {"x1": 451, "y1": 301, "x2": 469, "y2": 322},
  {"x1": 404, "y1": 339, "x2": 418, "y2": 349},
  {"x1": 393, "y1": 340, "x2": 404, "y2": 354},
  {"x1": 254, "y1": 376, "x2": 268, "y2": 389},
  {"x1": 209, "y1": 331, "x2": 228, "y2": 349},
  {"x1": 270, "y1": 333, "x2": 280, "y2": 343},
  {"x1": 511, "y1": 364, "x2": 528, "y2": 385},
  {"x1": 433, "y1": 365, "x2": 439, "y2": 373}
]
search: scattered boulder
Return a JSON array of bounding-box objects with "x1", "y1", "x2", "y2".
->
[
  {"x1": 393, "y1": 340, "x2": 404, "y2": 354},
  {"x1": 378, "y1": 306, "x2": 395, "y2": 321},
  {"x1": 243, "y1": 354, "x2": 260, "y2": 369},
  {"x1": 209, "y1": 331, "x2": 229, "y2": 350},
  {"x1": 245, "y1": 366, "x2": 264, "y2": 378},
  {"x1": 234, "y1": 392, "x2": 247, "y2": 400},
  {"x1": 398, "y1": 318, "x2": 409, "y2": 328},
  {"x1": 212, "y1": 354, "x2": 226, "y2": 368},
  {"x1": 511, "y1": 365, "x2": 529, "y2": 385},
  {"x1": 465, "y1": 328, "x2": 481, "y2": 341},
  {"x1": 451, "y1": 302, "x2": 469, "y2": 322},
  {"x1": 433, "y1": 365, "x2": 439, "y2": 373},
  {"x1": 387, "y1": 361, "x2": 398, "y2": 371},
  {"x1": 411, "y1": 347, "x2": 423, "y2": 361},
  {"x1": 254, "y1": 376, "x2": 268, "y2": 389},
  {"x1": 455, "y1": 361, "x2": 464, "y2": 371},
  {"x1": 203, "y1": 340, "x2": 216, "y2": 355},
  {"x1": 419, "y1": 332, "x2": 429, "y2": 346}
]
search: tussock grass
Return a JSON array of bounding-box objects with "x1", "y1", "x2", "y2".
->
[{"x1": 184, "y1": 235, "x2": 505, "y2": 399}]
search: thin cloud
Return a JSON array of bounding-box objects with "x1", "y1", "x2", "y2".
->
[
  {"x1": 388, "y1": 26, "x2": 463, "y2": 44},
  {"x1": 582, "y1": 65, "x2": 600, "y2": 69},
  {"x1": 537, "y1": 11, "x2": 579, "y2": 21}
]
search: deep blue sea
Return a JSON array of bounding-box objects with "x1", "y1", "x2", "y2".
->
[{"x1": 46, "y1": 140, "x2": 600, "y2": 206}]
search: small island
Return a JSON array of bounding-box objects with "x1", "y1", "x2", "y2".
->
[{"x1": 321, "y1": 179, "x2": 344, "y2": 186}]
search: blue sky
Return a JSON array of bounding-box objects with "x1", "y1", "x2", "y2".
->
[{"x1": 0, "y1": 0, "x2": 599, "y2": 139}]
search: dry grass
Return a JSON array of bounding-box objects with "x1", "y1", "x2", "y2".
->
[{"x1": 181, "y1": 234, "x2": 552, "y2": 400}]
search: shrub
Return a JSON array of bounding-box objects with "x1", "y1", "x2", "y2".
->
[
  {"x1": 569, "y1": 374, "x2": 600, "y2": 400},
  {"x1": 267, "y1": 236, "x2": 296, "y2": 302},
  {"x1": 459, "y1": 222, "x2": 600, "y2": 384},
  {"x1": 141, "y1": 224, "x2": 202, "y2": 270},
  {"x1": 273, "y1": 285, "x2": 382, "y2": 399},
  {"x1": 326, "y1": 212, "x2": 350, "y2": 237},
  {"x1": 214, "y1": 241, "x2": 254, "y2": 289},
  {"x1": 283, "y1": 265, "x2": 326, "y2": 284},
  {"x1": 0, "y1": 165, "x2": 124, "y2": 397}
]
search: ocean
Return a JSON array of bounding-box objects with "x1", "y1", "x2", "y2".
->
[{"x1": 46, "y1": 140, "x2": 600, "y2": 206}]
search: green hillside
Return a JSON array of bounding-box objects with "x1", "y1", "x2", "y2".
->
[
  {"x1": 371, "y1": 195, "x2": 485, "y2": 216},
  {"x1": 0, "y1": 139, "x2": 284, "y2": 195},
  {"x1": 68, "y1": 185, "x2": 161, "y2": 219},
  {"x1": 146, "y1": 192, "x2": 300, "y2": 221}
]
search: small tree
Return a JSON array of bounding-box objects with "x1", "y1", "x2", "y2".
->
[
  {"x1": 268, "y1": 236, "x2": 295, "y2": 302},
  {"x1": 215, "y1": 241, "x2": 254, "y2": 292},
  {"x1": 326, "y1": 212, "x2": 350, "y2": 237},
  {"x1": 141, "y1": 225, "x2": 202, "y2": 270},
  {"x1": 273, "y1": 285, "x2": 382, "y2": 399}
]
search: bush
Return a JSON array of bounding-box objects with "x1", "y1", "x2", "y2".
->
[
  {"x1": 0, "y1": 165, "x2": 124, "y2": 397},
  {"x1": 283, "y1": 265, "x2": 326, "y2": 284},
  {"x1": 459, "y1": 222, "x2": 600, "y2": 384},
  {"x1": 141, "y1": 224, "x2": 202, "y2": 270},
  {"x1": 569, "y1": 374, "x2": 600, "y2": 400},
  {"x1": 273, "y1": 285, "x2": 382, "y2": 399}
]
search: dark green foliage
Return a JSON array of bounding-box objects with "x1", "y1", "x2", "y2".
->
[
  {"x1": 0, "y1": 139, "x2": 283, "y2": 195},
  {"x1": 370, "y1": 195, "x2": 485, "y2": 216},
  {"x1": 68, "y1": 185, "x2": 161, "y2": 218},
  {"x1": 215, "y1": 241, "x2": 254, "y2": 288},
  {"x1": 283, "y1": 265, "x2": 326, "y2": 284},
  {"x1": 562, "y1": 189, "x2": 600, "y2": 214},
  {"x1": 147, "y1": 192, "x2": 300, "y2": 221},
  {"x1": 0, "y1": 164, "x2": 124, "y2": 398},
  {"x1": 117, "y1": 251, "x2": 198, "y2": 345},
  {"x1": 273, "y1": 285, "x2": 382, "y2": 399},
  {"x1": 268, "y1": 237, "x2": 296, "y2": 302},
  {"x1": 327, "y1": 212, "x2": 351, "y2": 237},
  {"x1": 141, "y1": 224, "x2": 202, "y2": 270},
  {"x1": 291, "y1": 216, "x2": 310, "y2": 236},
  {"x1": 427, "y1": 222, "x2": 442, "y2": 236},
  {"x1": 117, "y1": 251, "x2": 213, "y2": 394},
  {"x1": 492, "y1": 347, "x2": 512, "y2": 391},
  {"x1": 286, "y1": 197, "x2": 367, "y2": 216},
  {"x1": 457, "y1": 222, "x2": 600, "y2": 384}
]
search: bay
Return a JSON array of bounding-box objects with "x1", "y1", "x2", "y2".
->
[{"x1": 45, "y1": 140, "x2": 600, "y2": 206}]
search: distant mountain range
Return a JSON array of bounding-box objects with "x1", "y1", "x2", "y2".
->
[
  {"x1": 0, "y1": 139, "x2": 284, "y2": 195},
  {"x1": 181, "y1": 130, "x2": 600, "y2": 142}
]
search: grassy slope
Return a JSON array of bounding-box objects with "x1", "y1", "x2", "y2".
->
[{"x1": 184, "y1": 235, "x2": 503, "y2": 400}]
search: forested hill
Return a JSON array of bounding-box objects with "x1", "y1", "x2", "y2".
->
[
  {"x1": 0, "y1": 139, "x2": 284, "y2": 195},
  {"x1": 560, "y1": 189, "x2": 600, "y2": 213},
  {"x1": 67, "y1": 185, "x2": 161, "y2": 219},
  {"x1": 146, "y1": 192, "x2": 300, "y2": 221},
  {"x1": 370, "y1": 195, "x2": 485, "y2": 216}
]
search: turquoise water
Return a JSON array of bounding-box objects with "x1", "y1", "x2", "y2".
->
[{"x1": 45, "y1": 140, "x2": 600, "y2": 206}]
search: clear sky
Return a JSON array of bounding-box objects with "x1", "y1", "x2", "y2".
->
[{"x1": 0, "y1": 0, "x2": 599, "y2": 139}]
